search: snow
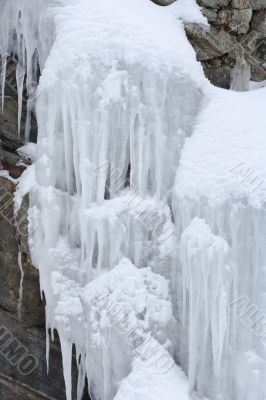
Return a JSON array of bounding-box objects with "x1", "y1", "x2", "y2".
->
[
  {"x1": 175, "y1": 86, "x2": 266, "y2": 207},
  {"x1": 38, "y1": 0, "x2": 206, "y2": 86},
  {"x1": 114, "y1": 358, "x2": 190, "y2": 400},
  {"x1": 1, "y1": 0, "x2": 266, "y2": 400},
  {"x1": 250, "y1": 80, "x2": 266, "y2": 90},
  {"x1": 17, "y1": 143, "x2": 37, "y2": 162},
  {"x1": 170, "y1": 0, "x2": 208, "y2": 27}
]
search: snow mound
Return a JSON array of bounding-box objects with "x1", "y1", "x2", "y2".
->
[
  {"x1": 114, "y1": 358, "x2": 190, "y2": 400},
  {"x1": 175, "y1": 87, "x2": 266, "y2": 207}
]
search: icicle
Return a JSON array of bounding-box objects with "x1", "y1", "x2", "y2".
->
[
  {"x1": 24, "y1": 107, "x2": 32, "y2": 142},
  {"x1": 16, "y1": 63, "x2": 25, "y2": 134},
  {"x1": 1, "y1": 55, "x2": 7, "y2": 113},
  {"x1": 46, "y1": 328, "x2": 50, "y2": 374},
  {"x1": 17, "y1": 244, "x2": 24, "y2": 320},
  {"x1": 230, "y1": 54, "x2": 251, "y2": 92},
  {"x1": 180, "y1": 218, "x2": 232, "y2": 394},
  {"x1": 60, "y1": 336, "x2": 73, "y2": 400},
  {"x1": 45, "y1": 307, "x2": 50, "y2": 374}
]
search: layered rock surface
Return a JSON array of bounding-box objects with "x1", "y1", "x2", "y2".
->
[
  {"x1": 156, "y1": 0, "x2": 266, "y2": 87},
  {"x1": 194, "y1": 0, "x2": 266, "y2": 87}
]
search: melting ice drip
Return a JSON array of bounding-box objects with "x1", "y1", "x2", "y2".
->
[{"x1": 1, "y1": 1, "x2": 266, "y2": 400}]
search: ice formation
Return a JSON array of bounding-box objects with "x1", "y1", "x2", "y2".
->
[
  {"x1": 175, "y1": 87, "x2": 266, "y2": 399},
  {"x1": 1, "y1": 0, "x2": 266, "y2": 400},
  {"x1": 0, "y1": 0, "x2": 55, "y2": 137},
  {"x1": 230, "y1": 55, "x2": 251, "y2": 91}
]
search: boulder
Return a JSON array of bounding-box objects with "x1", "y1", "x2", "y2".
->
[
  {"x1": 185, "y1": 24, "x2": 235, "y2": 60},
  {"x1": 217, "y1": 9, "x2": 253, "y2": 34},
  {"x1": 251, "y1": 9, "x2": 266, "y2": 35}
]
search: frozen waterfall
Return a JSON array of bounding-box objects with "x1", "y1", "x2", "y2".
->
[
  {"x1": 1, "y1": 0, "x2": 266, "y2": 400},
  {"x1": 174, "y1": 86, "x2": 266, "y2": 400}
]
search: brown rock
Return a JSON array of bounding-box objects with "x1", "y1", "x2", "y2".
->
[
  {"x1": 249, "y1": 0, "x2": 266, "y2": 10},
  {"x1": 202, "y1": 7, "x2": 219, "y2": 22},
  {"x1": 203, "y1": 64, "x2": 232, "y2": 88},
  {"x1": 251, "y1": 9, "x2": 266, "y2": 34},
  {"x1": 185, "y1": 24, "x2": 235, "y2": 60},
  {"x1": 231, "y1": 0, "x2": 250, "y2": 8},
  {"x1": 150, "y1": 0, "x2": 176, "y2": 5},
  {"x1": 198, "y1": 0, "x2": 230, "y2": 7},
  {"x1": 217, "y1": 9, "x2": 253, "y2": 33}
]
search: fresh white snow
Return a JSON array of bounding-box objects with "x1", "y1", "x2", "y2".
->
[{"x1": 175, "y1": 86, "x2": 266, "y2": 207}]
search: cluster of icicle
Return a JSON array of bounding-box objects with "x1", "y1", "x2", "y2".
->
[
  {"x1": 1, "y1": 1, "x2": 266, "y2": 400},
  {"x1": 0, "y1": 0, "x2": 55, "y2": 137},
  {"x1": 174, "y1": 198, "x2": 266, "y2": 400}
]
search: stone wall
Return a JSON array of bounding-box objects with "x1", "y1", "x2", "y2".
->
[{"x1": 156, "y1": 0, "x2": 266, "y2": 88}]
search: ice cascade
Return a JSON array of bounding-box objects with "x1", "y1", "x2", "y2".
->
[{"x1": 174, "y1": 87, "x2": 266, "y2": 399}]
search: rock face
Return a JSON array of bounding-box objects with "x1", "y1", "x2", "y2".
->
[
  {"x1": 190, "y1": 0, "x2": 266, "y2": 87},
  {"x1": 155, "y1": 0, "x2": 266, "y2": 88}
]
